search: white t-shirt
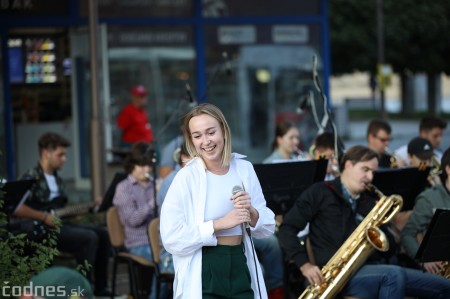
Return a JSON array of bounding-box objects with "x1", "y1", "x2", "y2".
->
[
  {"x1": 204, "y1": 163, "x2": 243, "y2": 237},
  {"x1": 44, "y1": 173, "x2": 59, "y2": 200}
]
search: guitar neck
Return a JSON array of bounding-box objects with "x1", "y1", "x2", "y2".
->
[{"x1": 53, "y1": 202, "x2": 95, "y2": 218}]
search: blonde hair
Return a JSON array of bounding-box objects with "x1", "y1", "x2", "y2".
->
[{"x1": 182, "y1": 103, "x2": 232, "y2": 167}]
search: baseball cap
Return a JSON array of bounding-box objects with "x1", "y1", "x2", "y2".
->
[
  {"x1": 130, "y1": 85, "x2": 148, "y2": 97},
  {"x1": 27, "y1": 266, "x2": 93, "y2": 299},
  {"x1": 407, "y1": 137, "x2": 433, "y2": 160}
]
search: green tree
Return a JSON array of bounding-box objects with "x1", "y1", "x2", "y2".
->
[{"x1": 329, "y1": 0, "x2": 450, "y2": 115}]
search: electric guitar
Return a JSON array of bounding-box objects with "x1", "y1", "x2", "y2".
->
[
  {"x1": 10, "y1": 197, "x2": 97, "y2": 241},
  {"x1": 28, "y1": 196, "x2": 97, "y2": 218},
  {"x1": 50, "y1": 201, "x2": 96, "y2": 218}
]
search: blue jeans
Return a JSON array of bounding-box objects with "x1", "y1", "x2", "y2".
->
[
  {"x1": 403, "y1": 267, "x2": 450, "y2": 299},
  {"x1": 342, "y1": 265, "x2": 406, "y2": 299},
  {"x1": 342, "y1": 265, "x2": 450, "y2": 299},
  {"x1": 253, "y1": 234, "x2": 284, "y2": 291}
]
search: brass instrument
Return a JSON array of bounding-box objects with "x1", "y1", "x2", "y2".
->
[
  {"x1": 441, "y1": 261, "x2": 450, "y2": 279},
  {"x1": 298, "y1": 184, "x2": 403, "y2": 299},
  {"x1": 384, "y1": 147, "x2": 401, "y2": 168},
  {"x1": 428, "y1": 156, "x2": 442, "y2": 186}
]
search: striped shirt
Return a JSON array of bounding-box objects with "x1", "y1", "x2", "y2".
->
[{"x1": 113, "y1": 174, "x2": 156, "y2": 248}]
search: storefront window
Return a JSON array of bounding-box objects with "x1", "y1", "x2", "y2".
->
[
  {"x1": 205, "y1": 24, "x2": 325, "y2": 163},
  {"x1": 108, "y1": 26, "x2": 195, "y2": 148}
]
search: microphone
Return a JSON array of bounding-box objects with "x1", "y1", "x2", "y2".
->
[
  {"x1": 144, "y1": 173, "x2": 154, "y2": 181},
  {"x1": 232, "y1": 185, "x2": 243, "y2": 196},
  {"x1": 185, "y1": 83, "x2": 197, "y2": 107},
  {"x1": 222, "y1": 51, "x2": 232, "y2": 77},
  {"x1": 232, "y1": 185, "x2": 251, "y2": 236}
]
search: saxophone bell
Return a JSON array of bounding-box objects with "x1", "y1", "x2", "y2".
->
[{"x1": 366, "y1": 227, "x2": 389, "y2": 252}]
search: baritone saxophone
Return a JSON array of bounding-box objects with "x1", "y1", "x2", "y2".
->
[{"x1": 298, "y1": 184, "x2": 403, "y2": 299}]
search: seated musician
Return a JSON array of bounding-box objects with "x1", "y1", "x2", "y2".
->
[
  {"x1": 404, "y1": 136, "x2": 442, "y2": 187},
  {"x1": 394, "y1": 116, "x2": 447, "y2": 165},
  {"x1": 366, "y1": 119, "x2": 405, "y2": 168},
  {"x1": 310, "y1": 132, "x2": 339, "y2": 181},
  {"x1": 391, "y1": 137, "x2": 436, "y2": 240},
  {"x1": 405, "y1": 137, "x2": 434, "y2": 168},
  {"x1": 278, "y1": 145, "x2": 450, "y2": 298},
  {"x1": 401, "y1": 147, "x2": 450, "y2": 275},
  {"x1": 12, "y1": 132, "x2": 112, "y2": 297}
]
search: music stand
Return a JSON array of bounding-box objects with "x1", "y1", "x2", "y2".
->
[
  {"x1": 253, "y1": 159, "x2": 327, "y2": 215},
  {"x1": 0, "y1": 179, "x2": 36, "y2": 216},
  {"x1": 415, "y1": 209, "x2": 450, "y2": 263},
  {"x1": 97, "y1": 172, "x2": 128, "y2": 212},
  {"x1": 372, "y1": 167, "x2": 431, "y2": 211}
]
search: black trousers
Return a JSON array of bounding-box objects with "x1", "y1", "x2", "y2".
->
[{"x1": 57, "y1": 223, "x2": 111, "y2": 291}]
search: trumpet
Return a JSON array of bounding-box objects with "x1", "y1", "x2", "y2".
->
[{"x1": 384, "y1": 147, "x2": 404, "y2": 168}]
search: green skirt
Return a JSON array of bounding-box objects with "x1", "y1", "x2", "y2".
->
[{"x1": 202, "y1": 244, "x2": 254, "y2": 299}]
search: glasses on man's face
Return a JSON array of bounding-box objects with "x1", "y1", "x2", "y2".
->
[
  {"x1": 374, "y1": 135, "x2": 392, "y2": 143},
  {"x1": 318, "y1": 153, "x2": 336, "y2": 160}
]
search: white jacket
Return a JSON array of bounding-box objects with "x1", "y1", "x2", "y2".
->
[{"x1": 160, "y1": 153, "x2": 275, "y2": 299}]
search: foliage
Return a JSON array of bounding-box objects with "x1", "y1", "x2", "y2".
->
[
  {"x1": 76, "y1": 260, "x2": 93, "y2": 278},
  {"x1": 0, "y1": 182, "x2": 60, "y2": 298},
  {"x1": 329, "y1": 0, "x2": 450, "y2": 75},
  {"x1": 329, "y1": 0, "x2": 377, "y2": 74}
]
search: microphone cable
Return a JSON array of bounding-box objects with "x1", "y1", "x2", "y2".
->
[
  {"x1": 144, "y1": 144, "x2": 159, "y2": 217},
  {"x1": 246, "y1": 228, "x2": 262, "y2": 299},
  {"x1": 239, "y1": 184, "x2": 262, "y2": 299},
  {"x1": 311, "y1": 55, "x2": 345, "y2": 163}
]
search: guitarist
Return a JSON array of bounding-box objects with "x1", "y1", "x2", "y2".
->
[{"x1": 13, "y1": 132, "x2": 113, "y2": 297}]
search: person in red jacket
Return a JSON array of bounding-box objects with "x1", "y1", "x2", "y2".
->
[{"x1": 117, "y1": 84, "x2": 154, "y2": 147}]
